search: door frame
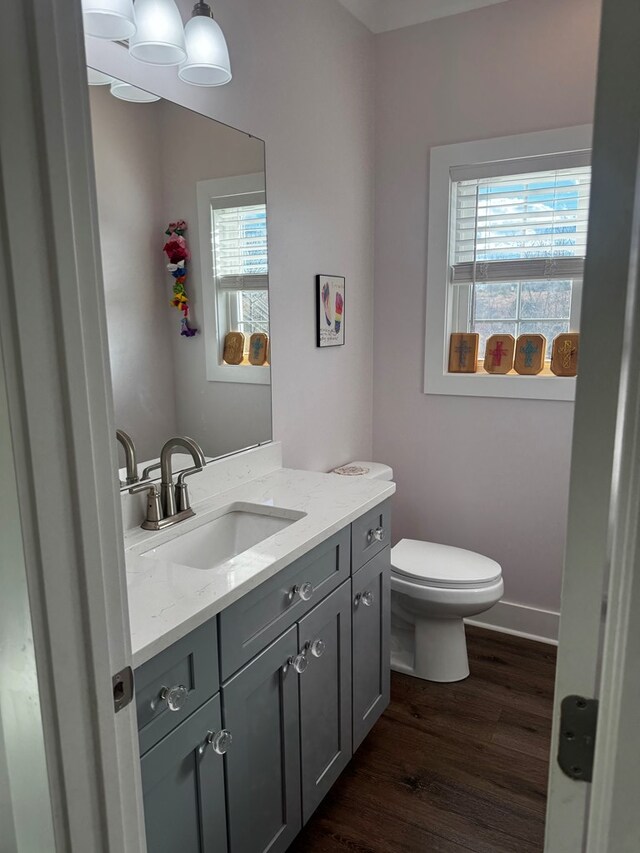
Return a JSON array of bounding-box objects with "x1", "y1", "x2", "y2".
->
[
  {"x1": 545, "y1": 0, "x2": 640, "y2": 849},
  {"x1": 0, "y1": 0, "x2": 144, "y2": 850}
]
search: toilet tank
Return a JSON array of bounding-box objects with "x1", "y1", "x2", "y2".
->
[{"x1": 332, "y1": 461, "x2": 394, "y2": 482}]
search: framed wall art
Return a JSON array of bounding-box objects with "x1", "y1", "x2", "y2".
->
[{"x1": 316, "y1": 274, "x2": 345, "y2": 347}]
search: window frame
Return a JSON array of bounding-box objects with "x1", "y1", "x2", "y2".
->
[
  {"x1": 424, "y1": 125, "x2": 592, "y2": 401},
  {"x1": 196, "y1": 173, "x2": 270, "y2": 385}
]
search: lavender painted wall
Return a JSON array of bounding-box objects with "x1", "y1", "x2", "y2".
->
[
  {"x1": 90, "y1": 87, "x2": 179, "y2": 462},
  {"x1": 86, "y1": 0, "x2": 375, "y2": 473},
  {"x1": 373, "y1": 0, "x2": 601, "y2": 615}
]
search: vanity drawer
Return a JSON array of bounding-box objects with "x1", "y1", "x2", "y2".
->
[
  {"x1": 219, "y1": 526, "x2": 350, "y2": 680},
  {"x1": 135, "y1": 619, "x2": 219, "y2": 755},
  {"x1": 351, "y1": 500, "x2": 392, "y2": 573}
]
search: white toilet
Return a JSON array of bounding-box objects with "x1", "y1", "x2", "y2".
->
[
  {"x1": 390, "y1": 539, "x2": 503, "y2": 682},
  {"x1": 334, "y1": 461, "x2": 504, "y2": 683}
]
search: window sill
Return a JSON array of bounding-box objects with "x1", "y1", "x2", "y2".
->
[
  {"x1": 206, "y1": 362, "x2": 271, "y2": 385},
  {"x1": 424, "y1": 370, "x2": 576, "y2": 402}
]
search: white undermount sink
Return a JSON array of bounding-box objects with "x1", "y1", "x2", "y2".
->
[{"x1": 139, "y1": 502, "x2": 306, "y2": 570}]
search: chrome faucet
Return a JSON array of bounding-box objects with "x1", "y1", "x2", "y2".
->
[
  {"x1": 116, "y1": 429, "x2": 138, "y2": 486},
  {"x1": 130, "y1": 435, "x2": 206, "y2": 531}
]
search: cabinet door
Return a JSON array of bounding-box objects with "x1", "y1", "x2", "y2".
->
[
  {"x1": 352, "y1": 547, "x2": 391, "y2": 750},
  {"x1": 141, "y1": 693, "x2": 228, "y2": 853},
  {"x1": 222, "y1": 626, "x2": 301, "y2": 853},
  {"x1": 298, "y1": 581, "x2": 352, "y2": 824},
  {"x1": 351, "y1": 499, "x2": 392, "y2": 573}
]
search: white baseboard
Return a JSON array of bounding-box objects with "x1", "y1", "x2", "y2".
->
[{"x1": 465, "y1": 600, "x2": 559, "y2": 645}]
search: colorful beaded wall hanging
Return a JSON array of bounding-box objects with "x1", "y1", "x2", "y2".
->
[{"x1": 163, "y1": 220, "x2": 198, "y2": 338}]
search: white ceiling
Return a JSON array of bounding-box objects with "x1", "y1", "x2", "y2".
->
[{"x1": 338, "y1": 0, "x2": 512, "y2": 33}]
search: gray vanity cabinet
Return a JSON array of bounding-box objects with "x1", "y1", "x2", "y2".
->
[
  {"x1": 140, "y1": 693, "x2": 227, "y2": 853},
  {"x1": 298, "y1": 581, "x2": 352, "y2": 823},
  {"x1": 136, "y1": 506, "x2": 392, "y2": 853},
  {"x1": 352, "y1": 547, "x2": 391, "y2": 750},
  {"x1": 222, "y1": 625, "x2": 301, "y2": 853}
]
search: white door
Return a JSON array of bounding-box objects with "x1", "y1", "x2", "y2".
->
[
  {"x1": 0, "y1": 0, "x2": 144, "y2": 850},
  {"x1": 545, "y1": 0, "x2": 640, "y2": 850}
]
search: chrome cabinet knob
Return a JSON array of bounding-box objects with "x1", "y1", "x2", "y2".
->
[
  {"x1": 309, "y1": 639, "x2": 326, "y2": 658},
  {"x1": 206, "y1": 729, "x2": 232, "y2": 755},
  {"x1": 289, "y1": 581, "x2": 313, "y2": 602},
  {"x1": 159, "y1": 684, "x2": 188, "y2": 712},
  {"x1": 354, "y1": 591, "x2": 374, "y2": 608},
  {"x1": 287, "y1": 652, "x2": 309, "y2": 674},
  {"x1": 367, "y1": 527, "x2": 385, "y2": 544}
]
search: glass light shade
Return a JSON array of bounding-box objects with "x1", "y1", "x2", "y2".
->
[
  {"x1": 129, "y1": 0, "x2": 187, "y2": 66},
  {"x1": 110, "y1": 80, "x2": 161, "y2": 102},
  {"x1": 87, "y1": 68, "x2": 114, "y2": 85},
  {"x1": 81, "y1": 0, "x2": 136, "y2": 40},
  {"x1": 178, "y1": 15, "x2": 232, "y2": 86}
]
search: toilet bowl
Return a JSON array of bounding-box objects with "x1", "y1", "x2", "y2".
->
[
  {"x1": 390, "y1": 539, "x2": 503, "y2": 682},
  {"x1": 333, "y1": 461, "x2": 504, "y2": 683}
]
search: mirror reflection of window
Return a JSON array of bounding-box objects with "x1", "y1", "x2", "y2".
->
[{"x1": 211, "y1": 200, "x2": 269, "y2": 361}]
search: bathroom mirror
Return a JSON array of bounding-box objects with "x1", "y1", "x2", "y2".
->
[{"x1": 88, "y1": 75, "x2": 272, "y2": 484}]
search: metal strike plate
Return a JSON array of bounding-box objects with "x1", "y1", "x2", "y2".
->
[
  {"x1": 557, "y1": 695, "x2": 598, "y2": 782},
  {"x1": 112, "y1": 666, "x2": 135, "y2": 713}
]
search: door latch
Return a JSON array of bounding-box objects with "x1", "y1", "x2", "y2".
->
[
  {"x1": 112, "y1": 666, "x2": 135, "y2": 713},
  {"x1": 557, "y1": 695, "x2": 598, "y2": 782}
]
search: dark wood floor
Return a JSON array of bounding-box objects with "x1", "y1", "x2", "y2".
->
[{"x1": 290, "y1": 626, "x2": 557, "y2": 853}]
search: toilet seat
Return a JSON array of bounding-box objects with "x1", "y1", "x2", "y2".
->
[{"x1": 391, "y1": 539, "x2": 502, "y2": 589}]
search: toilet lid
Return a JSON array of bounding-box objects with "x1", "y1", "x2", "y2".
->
[{"x1": 391, "y1": 539, "x2": 502, "y2": 588}]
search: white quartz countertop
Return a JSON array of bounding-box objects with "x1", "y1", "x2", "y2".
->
[{"x1": 125, "y1": 466, "x2": 395, "y2": 667}]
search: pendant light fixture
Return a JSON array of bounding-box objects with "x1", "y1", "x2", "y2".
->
[
  {"x1": 87, "y1": 68, "x2": 114, "y2": 85},
  {"x1": 110, "y1": 80, "x2": 161, "y2": 102},
  {"x1": 81, "y1": 0, "x2": 137, "y2": 40},
  {"x1": 178, "y1": 2, "x2": 232, "y2": 87},
  {"x1": 129, "y1": 0, "x2": 187, "y2": 66}
]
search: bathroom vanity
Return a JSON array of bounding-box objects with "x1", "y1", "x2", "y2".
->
[{"x1": 123, "y1": 446, "x2": 394, "y2": 853}]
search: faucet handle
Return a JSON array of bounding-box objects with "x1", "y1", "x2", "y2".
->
[
  {"x1": 128, "y1": 483, "x2": 164, "y2": 530},
  {"x1": 141, "y1": 461, "x2": 162, "y2": 481},
  {"x1": 175, "y1": 465, "x2": 204, "y2": 513}
]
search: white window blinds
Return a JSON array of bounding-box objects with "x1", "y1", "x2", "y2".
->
[
  {"x1": 212, "y1": 202, "x2": 268, "y2": 290},
  {"x1": 450, "y1": 162, "x2": 591, "y2": 284}
]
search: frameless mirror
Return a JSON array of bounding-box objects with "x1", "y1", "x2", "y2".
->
[{"x1": 87, "y1": 74, "x2": 272, "y2": 485}]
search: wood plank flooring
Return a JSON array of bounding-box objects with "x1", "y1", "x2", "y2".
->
[{"x1": 290, "y1": 626, "x2": 557, "y2": 853}]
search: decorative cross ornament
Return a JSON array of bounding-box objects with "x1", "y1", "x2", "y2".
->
[
  {"x1": 521, "y1": 339, "x2": 539, "y2": 368},
  {"x1": 514, "y1": 334, "x2": 546, "y2": 375},
  {"x1": 551, "y1": 333, "x2": 580, "y2": 376},
  {"x1": 448, "y1": 333, "x2": 479, "y2": 373},
  {"x1": 483, "y1": 334, "x2": 515, "y2": 374},
  {"x1": 455, "y1": 338, "x2": 472, "y2": 368}
]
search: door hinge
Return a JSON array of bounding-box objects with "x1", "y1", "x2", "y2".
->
[
  {"x1": 112, "y1": 666, "x2": 134, "y2": 713},
  {"x1": 557, "y1": 695, "x2": 598, "y2": 782}
]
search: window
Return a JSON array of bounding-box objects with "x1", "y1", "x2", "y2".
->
[
  {"x1": 212, "y1": 201, "x2": 270, "y2": 351},
  {"x1": 197, "y1": 174, "x2": 270, "y2": 385},
  {"x1": 452, "y1": 163, "x2": 590, "y2": 359},
  {"x1": 424, "y1": 126, "x2": 592, "y2": 401}
]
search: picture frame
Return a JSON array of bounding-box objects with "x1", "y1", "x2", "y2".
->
[{"x1": 316, "y1": 274, "x2": 345, "y2": 347}]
